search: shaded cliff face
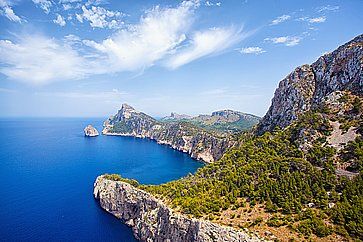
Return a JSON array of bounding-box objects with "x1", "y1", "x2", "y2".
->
[
  {"x1": 94, "y1": 176, "x2": 260, "y2": 242},
  {"x1": 102, "y1": 104, "x2": 236, "y2": 163},
  {"x1": 257, "y1": 34, "x2": 363, "y2": 134}
]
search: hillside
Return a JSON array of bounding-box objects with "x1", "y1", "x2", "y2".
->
[
  {"x1": 162, "y1": 110, "x2": 260, "y2": 133},
  {"x1": 102, "y1": 104, "x2": 253, "y2": 162},
  {"x1": 97, "y1": 34, "x2": 363, "y2": 241}
]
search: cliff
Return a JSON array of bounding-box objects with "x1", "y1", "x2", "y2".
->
[
  {"x1": 94, "y1": 34, "x2": 363, "y2": 242},
  {"x1": 94, "y1": 175, "x2": 261, "y2": 242},
  {"x1": 102, "y1": 104, "x2": 240, "y2": 163},
  {"x1": 257, "y1": 34, "x2": 363, "y2": 134},
  {"x1": 84, "y1": 125, "x2": 99, "y2": 137}
]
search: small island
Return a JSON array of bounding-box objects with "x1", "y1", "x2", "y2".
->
[{"x1": 84, "y1": 125, "x2": 99, "y2": 137}]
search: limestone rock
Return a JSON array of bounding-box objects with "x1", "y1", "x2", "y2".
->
[
  {"x1": 94, "y1": 176, "x2": 261, "y2": 242},
  {"x1": 84, "y1": 125, "x2": 99, "y2": 137},
  {"x1": 102, "y1": 104, "x2": 235, "y2": 163},
  {"x1": 257, "y1": 34, "x2": 363, "y2": 134}
]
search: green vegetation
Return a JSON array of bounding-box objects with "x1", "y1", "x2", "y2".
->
[
  {"x1": 103, "y1": 174, "x2": 140, "y2": 187},
  {"x1": 105, "y1": 100, "x2": 363, "y2": 240},
  {"x1": 138, "y1": 121, "x2": 362, "y2": 239},
  {"x1": 188, "y1": 118, "x2": 260, "y2": 133}
]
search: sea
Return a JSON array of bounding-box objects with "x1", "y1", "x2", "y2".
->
[{"x1": 0, "y1": 118, "x2": 203, "y2": 241}]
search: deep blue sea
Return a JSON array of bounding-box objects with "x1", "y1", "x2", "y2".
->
[{"x1": 0, "y1": 118, "x2": 203, "y2": 241}]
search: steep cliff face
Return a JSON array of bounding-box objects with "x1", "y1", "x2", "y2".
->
[
  {"x1": 94, "y1": 176, "x2": 260, "y2": 242},
  {"x1": 257, "y1": 34, "x2": 363, "y2": 134},
  {"x1": 102, "y1": 104, "x2": 235, "y2": 163}
]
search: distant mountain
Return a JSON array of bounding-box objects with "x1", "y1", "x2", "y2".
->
[
  {"x1": 103, "y1": 104, "x2": 240, "y2": 163},
  {"x1": 161, "y1": 109, "x2": 260, "y2": 133},
  {"x1": 190, "y1": 110, "x2": 260, "y2": 133},
  {"x1": 161, "y1": 112, "x2": 192, "y2": 121}
]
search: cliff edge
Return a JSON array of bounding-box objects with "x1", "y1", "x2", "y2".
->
[{"x1": 94, "y1": 175, "x2": 261, "y2": 242}]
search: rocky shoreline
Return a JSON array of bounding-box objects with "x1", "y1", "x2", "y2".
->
[
  {"x1": 94, "y1": 176, "x2": 261, "y2": 242},
  {"x1": 101, "y1": 104, "x2": 234, "y2": 163}
]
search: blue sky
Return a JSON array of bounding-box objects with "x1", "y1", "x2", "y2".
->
[{"x1": 0, "y1": 0, "x2": 362, "y2": 117}]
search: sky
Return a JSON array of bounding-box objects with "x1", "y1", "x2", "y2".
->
[{"x1": 0, "y1": 0, "x2": 362, "y2": 118}]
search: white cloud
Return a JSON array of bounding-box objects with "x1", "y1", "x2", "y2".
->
[
  {"x1": 0, "y1": 1, "x2": 250, "y2": 85},
  {"x1": 32, "y1": 0, "x2": 52, "y2": 14},
  {"x1": 76, "y1": 5, "x2": 125, "y2": 29},
  {"x1": 205, "y1": 1, "x2": 221, "y2": 7},
  {"x1": 238, "y1": 46, "x2": 265, "y2": 55},
  {"x1": 298, "y1": 16, "x2": 326, "y2": 24},
  {"x1": 166, "y1": 26, "x2": 246, "y2": 69},
  {"x1": 264, "y1": 36, "x2": 301, "y2": 47},
  {"x1": 84, "y1": 1, "x2": 199, "y2": 71},
  {"x1": 0, "y1": 0, "x2": 22, "y2": 22},
  {"x1": 308, "y1": 16, "x2": 326, "y2": 23},
  {"x1": 0, "y1": 35, "x2": 90, "y2": 85},
  {"x1": 53, "y1": 14, "x2": 66, "y2": 26},
  {"x1": 270, "y1": 14, "x2": 290, "y2": 25},
  {"x1": 60, "y1": 0, "x2": 82, "y2": 3},
  {"x1": 317, "y1": 5, "x2": 339, "y2": 13}
]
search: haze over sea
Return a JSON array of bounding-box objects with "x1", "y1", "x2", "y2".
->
[{"x1": 0, "y1": 118, "x2": 203, "y2": 241}]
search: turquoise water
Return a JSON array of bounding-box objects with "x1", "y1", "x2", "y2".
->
[{"x1": 0, "y1": 118, "x2": 203, "y2": 241}]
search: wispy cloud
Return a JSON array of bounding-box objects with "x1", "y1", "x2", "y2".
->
[
  {"x1": 84, "y1": 1, "x2": 198, "y2": 71},
  {"x1": 32, "y1": 0, "x2": 52, "y2": 14},
  {"x1": 238, "y1": 46, "x2": 265, "y2": 55},
  {"x1": 307, "y1": 16, "x2": 326, "y2": 23},
  {"x1": 317, "y1": 5, "x2": 339, "y2": 13},
  {"x1": 0, "y1": 0, "x2": 23, "y2": 22},
  {"x1": 53, "y1": 14, "x2": 66, "y2": 26},
  {"x1": 205, "y1": 1, "x2": 221, "y2": 7},
  {"x1": 299, "y1": 16, "x2": 326, "y2": 23},
  {"x1": 270, "y1": 14, "x2": 291, "y2": 25},
  {"x1": 0, "y1": 0, "x2": 250, "y2": 85},
  {"x1": 76, "y1": 5, "x2": 125, "y2": 29},
  {"x1": 0, "y1": 35, "x2": 89, "y2": 85},
  {"x1": 264, "y1": 36, "x2": 301, "y2": 47},
  {"x1": 166, "y1": 26, "x2": 246, "y2": 69}
]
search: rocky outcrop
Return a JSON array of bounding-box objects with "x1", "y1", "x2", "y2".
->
[
  {"x1": 84, "y1": 125, "x2": 99, "y2": 137},
  {"x1": 257, "y1": 34, "x2": 363, "y2": 134},
  {"x1": 161, "y1": 112, "x2": 192, "y2": 121},
  {"x1": 94, "y1": 176, "x2": 261, "y2": 242},
  {"x1": 102, "y1": 104, "x2": 235, "y2": 163}
]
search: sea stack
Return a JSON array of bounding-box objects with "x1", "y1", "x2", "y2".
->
[{"x1": 84, "y1": 125, "x2": 99, "y2": 137}]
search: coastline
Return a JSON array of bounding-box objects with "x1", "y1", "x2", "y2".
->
[{"x1": 94, "y1": 175, "x2": 261, "y2": 242}]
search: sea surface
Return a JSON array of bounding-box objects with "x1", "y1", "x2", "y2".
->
[{"x1": 0, "y1": 118, "x2": 203, "y2": 241}]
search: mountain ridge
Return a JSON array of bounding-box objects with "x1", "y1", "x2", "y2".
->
[
  {"x1": 102, "y1": 104, "x2": 259, "y2": 163},
  {"x1": 257, "y1": 34, "x2": 363, "y2": 134},
  {"x1": 96, "y1": 34, "x2": 363, "y2": 241}
]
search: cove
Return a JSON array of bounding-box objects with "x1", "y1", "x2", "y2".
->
[{"x1": 0, "y1": 118, "x2": 203, "y2": 241}]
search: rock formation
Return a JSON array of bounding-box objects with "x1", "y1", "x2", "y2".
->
[
  {"x1": 257, "y1": 34, "x2": 363, "y2": 134},
  {"x1": 84, "y1": 125, "x2": 99, "y2": 137},
  {"x1": 102, "y1": 104, "x2": 238, "y2": 163},
  {"x1": 161, "y1": 112, "x2": 192, "y2": 121},
  {"x1": 94, "y1": 175, "x2": 261, "y2": 242}
]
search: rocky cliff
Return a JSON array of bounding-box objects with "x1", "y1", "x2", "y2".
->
[
  {"x1": 84, "y1": 125, "x2": 99, "y2": 137},
  {"x1": 102, "y1": 104, "x2": 238, "y2": 163},
  {"x1": 257, "y1": 34, "x2": 363, "y2": 134},
  {"x1": 94, "y1": 175, "x2": 261, "y2": 242}
]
